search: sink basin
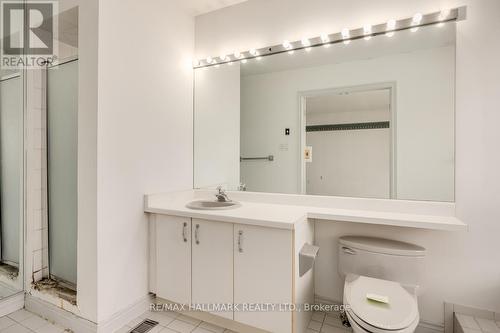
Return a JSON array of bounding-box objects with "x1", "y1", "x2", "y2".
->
[{"x1": 186, "y1": 200, "x2": 241, "y2": 210}]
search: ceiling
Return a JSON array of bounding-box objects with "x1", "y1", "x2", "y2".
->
[{"x1": 183, "y1": 0, "x2": 249, "y2": 16}]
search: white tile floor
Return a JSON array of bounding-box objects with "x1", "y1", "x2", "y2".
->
[
  {"x1": 116, "y1": 309, "x2": 237, "y2": 333},
  {"x1": 117, "y1": 309, "x2": 352, "y2": 333},
  {"x1": 0, "y1": 309, "x2": 68, "y2": 333},
  {"x1": 307, "y1": 311, "x2": 352, "y2": 333},
  {"x1": 0, "y1": 308, "x2": 352, "y2": 333}
]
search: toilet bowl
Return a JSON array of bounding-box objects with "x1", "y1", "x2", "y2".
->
[
  {"x1": 343, "y1": 274, "x2": 419, "y2": 333},
  {"x1": 337, "y1": 236, "x2": 426, "y2": 333}
]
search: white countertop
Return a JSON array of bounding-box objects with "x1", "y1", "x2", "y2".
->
[{"x1": 144, "y1": 190, "x2": 467, "y2": 231}]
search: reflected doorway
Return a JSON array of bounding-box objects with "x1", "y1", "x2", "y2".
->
[{"x1": 301, "y1": 86, "x2": 394, "y2": 198}]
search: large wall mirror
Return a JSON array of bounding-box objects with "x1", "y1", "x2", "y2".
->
[{"x1": 194, "y1": 23, "x2": 456, "y2": 202}]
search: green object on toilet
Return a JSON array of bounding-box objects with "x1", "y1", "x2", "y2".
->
[{"x1": 366, "y1": 293, "x2": 390, "y2": 304}]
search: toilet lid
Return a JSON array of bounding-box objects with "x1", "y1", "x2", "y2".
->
[{"x1": 344, "y1": 275, "x2": 418, "y2": 331}]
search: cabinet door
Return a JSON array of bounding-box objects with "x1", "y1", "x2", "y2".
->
[
  {"x1": 156, "y1": 215, "x2": 191, "y2": 304},
  {"x1": 234, "y1": 224, "x2": 293, "y2": 333},
  {"x1": 192, "y1": 219, "x2": 234, "y2": 320}
]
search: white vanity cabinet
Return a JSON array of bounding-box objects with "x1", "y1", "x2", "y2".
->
[
  {"x1": 155, "y1": 215, "x2": 191, "y2": 305},
  {"x1": 192, "y1": 219, "x2": 234, "y2": 320},
  {"x1": 234, "y1": 224, "x2": 293, "y2": 333},
  {"x1": 151, "y1": 214, "x2": 314, "y2": 333}
]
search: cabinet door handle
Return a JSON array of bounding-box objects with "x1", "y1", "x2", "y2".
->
[
  {"x1": 238, "y1": 231, "x2": 244, "y2": 253},
  {"x1": 195, "y1": 224, "x2": 200, "y2": 245},
  {"x1": 182, "y1": 222, "x2": 188, "y2": 242}
]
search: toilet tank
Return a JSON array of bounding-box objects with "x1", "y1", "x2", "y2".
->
[{"x1": 338, "y1": 236, "x2": 426, "y2": 288}]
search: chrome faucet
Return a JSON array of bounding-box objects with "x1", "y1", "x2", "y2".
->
[{"x1": 215, "y1": 186, "x2": 231, "y2": 202}]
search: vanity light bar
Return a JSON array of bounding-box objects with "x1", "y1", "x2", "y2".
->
[{"x1": 194, "y1": 6, "x2": 466, "y2": 69}]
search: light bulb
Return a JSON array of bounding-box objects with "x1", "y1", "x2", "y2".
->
[
  {"x1": 341, "y1": 28, "x2": 350, "y2": 39},
  {"x1": 411, "y1": 13, "x2": 422, "y2": 32},
  {"x1": 301, "y1": 38, "x2": 311, "y2": 51},
  {"x1": 206, "y1": 56, "x2": 213, "y2": 64},
  {"x1": 282, "y1": 40, "x2": 292, "y2": 50},
  {"x1": 438, "y1": 9, "x2": 451, "y2": 26},
  {"x1": 439, "y1": 9, "x2": 450, "y2": 20},
  {"x1": 220, "y1": 55, "x2": 228, "y2": 62},
  {"x1": 413, "y1": 13, "x2": 423, "y2": 24},
  {"x1": 320, "y1": 34, "x2": 330, "y2": 44},
  {"x1": 341, "y1": 28, "x2": 350, "y2": 44},
  {"x1": 386, "y1": 19, "x2": 396, "y2": 37},
  {"x1": 249, "y1": 49, "x2": 259, "y2": 56},
  {"x1": 363, "y1": 24, "x2": 372, "y2": 40},
  {"x1": 234, "y1": 51, "x2": 242, "y2": 59},
  {"x1": 192, "y1": 59, "x2": 200, "y2": 67}
]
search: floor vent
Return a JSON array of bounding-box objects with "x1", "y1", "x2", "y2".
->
[{"x1": 130, "y1": 319, "x2": 159, "y2": 333}]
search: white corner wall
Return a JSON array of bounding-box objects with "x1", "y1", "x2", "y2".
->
[
  {"x1": 194, "y1": 64, "x2": 240, "y2": 189},
  {"x1": 195, "y1": 0, "x2": 500, "y2": 326},
  {"x1": 97, "y1": 0, "x2": 194, "y2": 323},
  {"x1": 60, "y1": 0, "x2": 99, "y2": 323}
]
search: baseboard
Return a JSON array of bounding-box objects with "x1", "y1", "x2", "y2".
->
[
  {"x1": 25, "y1": 294, "x2": 97, "y2": 333},
  {"x1": 97, "y1": 294, "x2": 153, "y2": 333},
  {"x1": 314, "y1": 294, "x2": 342, "y2": 307},
  {"x1": 416, "y1": 321, "x2": 444, "y2": 333},
  {"x1": 26, "y1": 293, "x2": 152, "y2": 333},
  {"x1": 315, "y1": 294, "x2": 444, "y2": 333},
  {"x1": 0, "y1": 292, "x2": 24, "y2": 317}
]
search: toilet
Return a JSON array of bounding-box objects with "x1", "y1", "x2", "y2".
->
[{"x1": 338, "y1": 236, "x2": 426, "y2": 333}]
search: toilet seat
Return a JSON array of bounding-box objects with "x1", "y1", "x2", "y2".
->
[
  {"x1": 346, "y1": 308, "x2": 419, "y2": 333},
  {"x1": 344, "y1": 274, "x2": 419, "y2": 332}
]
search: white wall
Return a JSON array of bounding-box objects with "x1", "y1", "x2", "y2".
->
[
  {"x1": 63, "y1": 0, "x2": 99, "y2": 322},
  {"x1": 195, "y1": 0, "x2": 500, "y2": 326},
  {"x1": 97, "y1": 0, "x2": 194, "y2": 323},
  {"x1": 194, "y1": 64, "x2": 240, "y2": 189},
  {"x1": 240, "y1": 46, "x2": 455, "y2": 201}
]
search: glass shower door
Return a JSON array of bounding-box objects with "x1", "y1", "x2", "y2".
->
[{"x1": 47, "y1": 60, "x2": 78, "y2": 286}]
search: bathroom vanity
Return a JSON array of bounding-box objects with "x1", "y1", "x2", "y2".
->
[
  {"x1": 146, "y1": 190, "x2": 466, "y2": 333},
  {"x1": 147, "y1": 193, "x2": 315, "y2": 333},
  {"x1": 150, "y1": 214, "x2": 313, "y2": 333}
]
